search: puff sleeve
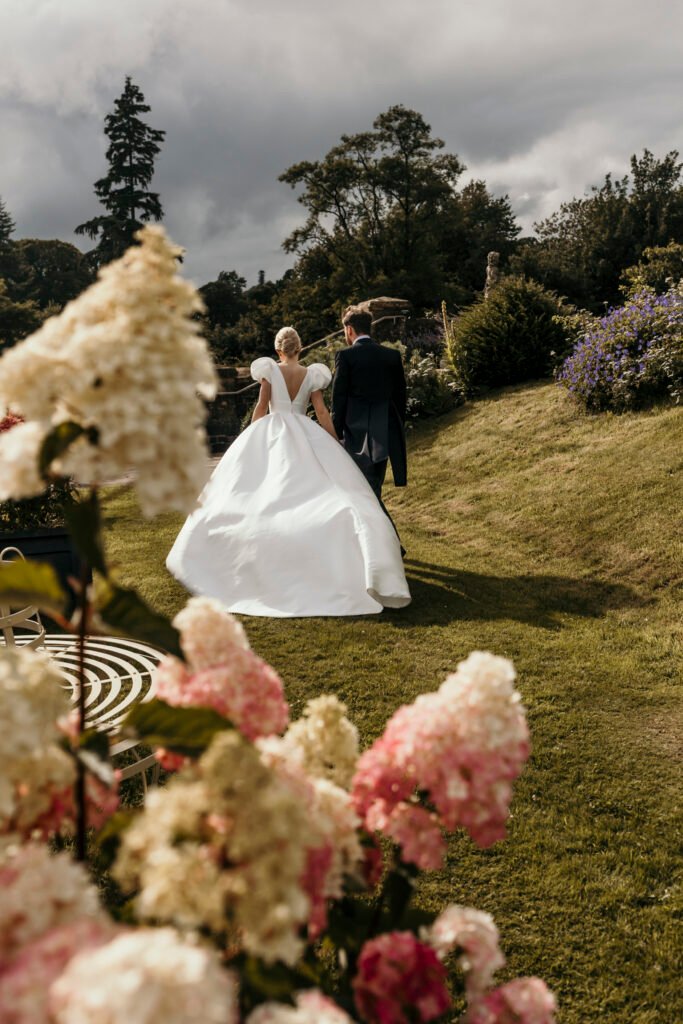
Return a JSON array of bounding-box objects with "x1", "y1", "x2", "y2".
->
[
  {"x1": 250, "y1": 357, "x2": 274, "y2": 383},
  {"x1": 307, "y1": 363, "x2": 332, "y2": 392}
]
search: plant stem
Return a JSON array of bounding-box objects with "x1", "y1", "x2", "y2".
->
[{"x1": 74, "y1": 553, "x2": 90, "y2": 862}]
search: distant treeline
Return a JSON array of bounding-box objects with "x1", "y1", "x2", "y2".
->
[{"x1": 2, "y1": 80, "x2": 682, "y2": 361}]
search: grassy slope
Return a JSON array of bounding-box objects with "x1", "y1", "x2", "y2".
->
[{"x1": 102, "y1": 383, "x2": 682, "y2": 1023}]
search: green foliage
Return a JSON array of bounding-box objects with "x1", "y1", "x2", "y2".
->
[
  {"x1": 0, "y1": 476, "x2": 77, "y2": 532},
  {"x1": 95, "y1": 579, "x2": 184, "y2": 659},
  {"x1": 445, "y1": 276, "x2": 572, "y2": 393},
  {"x1": 122, "y1": 698, "x2": 233, "y2": 756},
  {"x1": 13, "y1": 238, "x2": 93, "y2": 308},
  {"x1": 75, "y1": 77, "x2": 165, "y2": 266},
  {"x1": 620, "y1": 241, "x2": 683, "y2": 298},
  {"x1": 0, "y1": 278, "x2": 42, "y2": 352},
  {"x1": 199, "y1": 269, "x2": 247, "y2": 329},
  {"x1": 557, "y1": 287, "x2": 683, "y2": 411},
  {"x1": 279, "y1": 104, "x2": 519, "y2": 310},
  {"x1": 404, "y1": 352, "x2": 463, "y2": 420},
  {"x1": 512, "y1": 149, "x2": 683, "y2": 311},
  {"x1": 0, "y1": 557, "x2": 66, "y2": 613}
]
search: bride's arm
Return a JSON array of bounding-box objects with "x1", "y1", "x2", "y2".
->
[
  {"x1": 310, "y1": 390, "x2": 340, "y2": 441},
  {"x1": 251, "y1": 380, "x2": 271, "y2": 422}
]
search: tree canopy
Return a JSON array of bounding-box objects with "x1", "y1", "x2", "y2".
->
[
  {"x1": 511, "y1": 149, "x2": 683, "y2": 310},
  {"x1": 279, "y1": 105, "x2": 519, "y2": 311}
]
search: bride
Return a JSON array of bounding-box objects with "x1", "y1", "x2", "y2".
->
[{"x1": 166, "y1": 326, "x2": 411, "y2": 617}]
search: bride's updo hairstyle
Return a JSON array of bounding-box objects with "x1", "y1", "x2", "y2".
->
[{"x1": 274, "y1": 326, "x2": 302, "y2": 357}]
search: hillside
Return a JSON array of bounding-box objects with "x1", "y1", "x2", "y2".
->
[{"x1": 103, "y1": 381, "x2": 682, "y2": 1023}]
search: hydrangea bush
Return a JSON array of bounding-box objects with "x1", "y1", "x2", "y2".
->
[
  {"x1": 0, "y1": 610, "x2": 556, "y2": 1024},
  {"x1": 557, "y1": 287, "x2": 683, "y2": 411},
  {"x1": 0, "y1": 232, "x2": 556, "y2": 1024}
]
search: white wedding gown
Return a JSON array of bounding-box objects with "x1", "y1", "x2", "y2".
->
[{"x1": 166, "y1": 357, "x2": 411, "y2": 617}]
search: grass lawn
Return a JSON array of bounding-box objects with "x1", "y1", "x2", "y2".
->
[{"x1": 102, "y1": 381, "x2": 682, "y2": 1024}]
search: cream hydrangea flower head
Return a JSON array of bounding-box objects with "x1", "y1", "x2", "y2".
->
[
  {"x1": 0, "y1": 647, "x2": 76, "y2": 835},
  {"x1": 50, "y1": 928, "x2": 238, "y2": 1024},
  {"x1": 114, "y1": 731, "x2": 319, "y2": 966},
  {"x1": 0, "y1": 226, "x2": 218, "y2": 517}
]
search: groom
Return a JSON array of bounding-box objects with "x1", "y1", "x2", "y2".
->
[{"x1": 332, "y1": 305, "x2": 407, "y2": 516}]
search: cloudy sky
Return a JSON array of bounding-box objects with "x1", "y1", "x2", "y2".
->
[{"x1": 1, "y1": 0, "x2": 682, "y2": 288}]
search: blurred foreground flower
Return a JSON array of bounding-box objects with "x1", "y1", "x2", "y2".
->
[
  {"x1": 353, "y1": 931, "x2": 451, "y2": 1023},
  {"x1": 0, "y1": 843, "x2": 106, "y2": 967},
  {"x1": 0, "y1": 226, "x2": 217, "y2": 516},
  {"x1": 0, "y1": 647, "x2": 118, "y2": 839},
  {"x1": 114, "y1": 730, "x2": 319, "y2": 965},
  {"x1": 49, "y1": 927, "x2": 238, "y2": 1024}
]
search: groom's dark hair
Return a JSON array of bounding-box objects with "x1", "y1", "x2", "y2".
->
[{"x1": 342, "y1": 306, "x2": 372, "y2": 336}]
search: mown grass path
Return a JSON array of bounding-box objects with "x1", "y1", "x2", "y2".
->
[{"x1": 103, "y1": 382, "x2": 682, "y2": 1023}]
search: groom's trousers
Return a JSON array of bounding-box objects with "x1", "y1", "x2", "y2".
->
[
  {"x1": 351, "y1": 452, "x2": 404, "y2": 553},
  {"x1": 354, "y1": 454, "x2": 387, "y2": 503}
]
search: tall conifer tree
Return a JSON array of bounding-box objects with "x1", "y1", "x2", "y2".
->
[
  {"x1": 76, "y1": 77, "x2": 165, "y2": 266},
  {"x1": 0, "y1": 195, "x2": 14, "y2": 247}
]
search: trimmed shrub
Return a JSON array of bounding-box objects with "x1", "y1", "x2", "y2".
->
[
  {"x1": 445, "y1": 276, "x2": 572, "y2": 393},
  {"x1": 557, "y1": 287, "x2": 683, "y2": 412}
]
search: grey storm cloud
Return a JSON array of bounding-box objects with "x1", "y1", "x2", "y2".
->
[{"x1": 1, "y1": 0, "x2": 682, "y2": 287}]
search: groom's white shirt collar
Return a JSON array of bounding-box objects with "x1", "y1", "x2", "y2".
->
[{"x1": 353, "y1": 334, "x2": 371, "y2": 343}]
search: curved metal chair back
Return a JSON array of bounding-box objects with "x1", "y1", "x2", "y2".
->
[{"x1": 0, "y1": 546, "x2": 46, "y2": 650}]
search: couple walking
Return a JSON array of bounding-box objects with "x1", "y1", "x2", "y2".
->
[{"x1": 166, "y1": 306, "x2": 411, "y2": 616}]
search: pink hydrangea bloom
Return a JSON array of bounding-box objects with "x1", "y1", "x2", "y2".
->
[
  {"x1": 353, "y1": 931, "x2": 451, "y2": 1024},
  {"x1": 425, "y1": 905, "x2": 504, "y2": 998},
  {"x1": 0, "y1": 918, "x2": 116, "y2": 1023},
  {"x1": 153, "y1": 646, "x2": 289, "y2": 742},
  {"x1": 368, "y1": 802, "x2": 445, "y2": 872},
  {"x1": 32, "y1": 771, "x2": 120, "y2": 839},
  {"x1": 352, "y1": 653, "x2": 530, "y2": 867},
  {"x1": 361, "y1": 837, "x2": 384, "y2": 889},
  {"x1": 173, "y1": 596, "x2": 250, "y2": 670},
  {"x1": 302, "y1": 842, "x2": 334, "y2": 939},
  {"x1": 467, "y1": 977, "x2": 557, "y2": 1024}
]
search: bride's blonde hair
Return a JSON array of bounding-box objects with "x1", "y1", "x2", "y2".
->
[{"x1": 274, "y1": 326, "x2": 302, "y2": 357}]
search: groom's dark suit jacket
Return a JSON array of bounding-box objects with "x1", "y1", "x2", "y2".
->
[{"x1": 331, "y1": 337, "x2": 407, "y2": 487}]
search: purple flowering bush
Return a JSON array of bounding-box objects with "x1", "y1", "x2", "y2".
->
[{"x1": 557, "y1": 288, "x2": 683, "y2": 412}]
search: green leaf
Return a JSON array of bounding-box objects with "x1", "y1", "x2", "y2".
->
[
  {"x1": 0, "y1": 558, "x2": 66, "y2": 613},
  {"x1": 382, "y1": 861, "x2": 419, "y2": 928},
  {"x1": 96, "y1": 581, "x2": 183, "y2": 658},
  {"x1": 326, "y1": 896, "x2": 379, "y2": 954},
  {"x1": 95, "y1": 808, "x2": 138, "y2": 868},
  {"x1": 39, "y1": 420, "x2": 95, "y2": 475},
  {"x1": 236, "y1": 954, "x2": 319, "y2": 1007},
  {"x1": 79, "y1": 727, "x2": 111, "y2": 762},
  {"x1": 64, "y1": 491, "x2": 107, "y2": 576},
  {"x1": 76, "y1": 748, "x2": 115, "y2": 787},
  {"x1": 121, "y1": 698, "x2": 233, "y2": 755}
]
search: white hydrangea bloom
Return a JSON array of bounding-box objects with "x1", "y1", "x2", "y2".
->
[
  {"x1": 0, "y1": 647, "x2": 76, "y2": 834},
  {"x1": 281, "y1": 695, "x2": 359, "y2": 789},
  {"x1": 115, "y1": 731, "x2": 318, "y2": 965},
  {"x1": 0, "y1": 226, "x2": 218, "y2": 517},
  {"x1": 173, "y1": 596, "x2": 250, "y2": 669},
  {"x1": 311, "y1": 778, "x2": 363, "y2": 897},
  {"x1": 438, "y1": 651, "x2": 526, "y2": 752},
  {"x1": 0, "y1": 843, "x2": 105, "y2": 965},
  {"x1": 246, "y1": 990, "x2": 354, "y2": 1024},
  {"x1": 50, "y1": 928, "x2": 238, "y2": 1024},
  {"x1": 0, "y1": 420, "x2": 46, "y2": 500}
]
